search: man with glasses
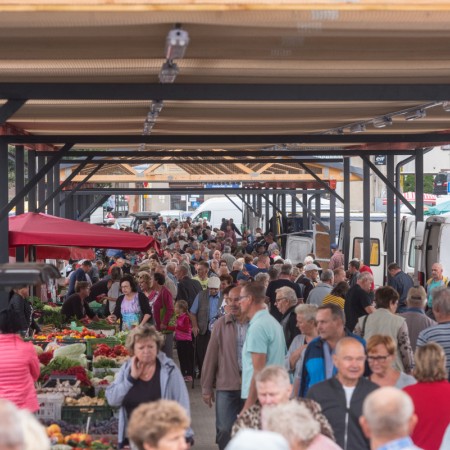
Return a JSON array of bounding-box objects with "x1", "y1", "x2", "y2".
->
[
  {"x1": 239, "y1": 282, "x2": 286, "y2": 413},
  {"x1": 307, "y1": 337, "x2": 378, "y2": 450}
]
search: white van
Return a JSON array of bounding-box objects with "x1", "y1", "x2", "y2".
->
[
  {"x1": 338, "y1": 219, "x2": 385, "y2": 287},
  {"x1": 190, "y1": 196, "x2": 243, "y2": 231},
  {"x1": 414, "y1": 213, "x2": 450, "y2": 285}
]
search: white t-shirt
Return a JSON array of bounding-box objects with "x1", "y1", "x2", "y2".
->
[{"x1": 343, "y1": 385, "x2": 356, "y2": 408}]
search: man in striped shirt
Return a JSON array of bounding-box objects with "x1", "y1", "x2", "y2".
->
[{"x1": 416, "y1": 286, "x2": 450, "y2": 380}]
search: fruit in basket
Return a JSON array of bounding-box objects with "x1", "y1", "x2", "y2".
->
[{"x1": 47, "y1": 424, "x2": 62, "y2": 435}]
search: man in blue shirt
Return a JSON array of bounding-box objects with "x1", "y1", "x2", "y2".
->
[
  {"x1": 190, "y1": 276, "x2": 221, "y2": 377},
  {"x1": 239, "y1": 282, "x2": 286, "y2": 412}
]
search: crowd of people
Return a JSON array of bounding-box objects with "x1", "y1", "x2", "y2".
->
[{"x1": 0, "y1": 214, "x2": 449, "y2": 450}]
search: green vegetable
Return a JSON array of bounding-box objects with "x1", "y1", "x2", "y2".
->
[
  {"x1": 93, "y1": 358, "x2": 119, "y2": 368},
  {"x1": 40, "y1": 356, "x2": 81, "y2": 379},
  {"x1": 53, "y1": 343, "x2": 86, "y2": 359}
]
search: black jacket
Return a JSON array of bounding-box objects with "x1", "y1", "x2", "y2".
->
[
  {"x1": 113, "y1": 292, "x2": 152, "y2": 331},
  {"x1": 307, "y1": 376, "x2": 378, "y2": 450},
  {"x1": 9, "y1": 293, "x2": 39, "y2": 335},
  {"x1": 175, "y1": 277, "x2": 202, "y2": 308}
]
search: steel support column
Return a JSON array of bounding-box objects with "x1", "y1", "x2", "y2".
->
[
  {"x1": 330, "y1": 193, "x2": 336, "y2": 244},
  {"x1": 15, "y1": 145, "x2": 25, "y2": 261},
  {"x1": 0, "y1": 141, "x2": 9, "y2": 263},
  {"x1": 78, "y1": 195, "x2": 110, "y2": 222},
  {"x1": 294, "y1": 197, "x2": 328, "y2": 230},
  {"x1": 343, "y1": 158, "x2": 351, "y2": 267},
  {"x1": 46, "y1": 157, "x2": 54, "y2": 215},
  {"x1": 37, "y1": 155, "x2": 46, "y2": 212},
  {"x1": 386, "y1": 155, "x2": 395, "y2": 268},
  {"x1": 302, "y1": 193, "x2": 308, "y2": 230},
  {"x1": 363, "y1": 158, "x2": 371, "y2": 267},
  {"x1": 415, "y1": 149, "x2": 425, "y2": 223},
  {"x1": 27, "y1": 150, "x2": 36, "y2": 212},
  {"x1": 53, "y1": 165, "x2": 60, "y2": 217},
  {"x1": 0, "y1": 144, "x2": 72, "y2": 220}
]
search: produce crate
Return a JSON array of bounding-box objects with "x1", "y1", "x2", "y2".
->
[
  {"x1": 61, "y1": 405, "x2": 113, "y2": 424},
  {"x1": 85, "y1": 337, "x2": 119, "y2": 357},
  {"x1": 36, "y1": 393, "x2": 65, "y2": 421}
]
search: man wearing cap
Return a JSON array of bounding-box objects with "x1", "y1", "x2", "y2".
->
[
  {"x1": 328, "y1": 244, "x2": 344, "y2": 271},
  {"x1": 298, "y1": 263, "x2": 319, "y2": 303},
  {"x1": 190, "y1": 276, "x2": 222, "y2": 377}
]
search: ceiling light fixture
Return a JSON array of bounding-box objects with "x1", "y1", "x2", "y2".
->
[
  {"x1": 165, "y1": 27, "x2": 190, "y2": 60},
  {"x1": 373, "y1": 116, "x2": 393, "y2": 128},
  {"x1": 146, "y1": 112, "x2": 159, "y2": 123},
  {"x1": 159, "y1": 60, "x2": 179, "y2": 83},
  {"x1": 151, "y1": 101, "x2": 164, "y2": 114},
  {"x1": 404, "y1": 109, "x2": 426, "y2": 121},
  {"x1": 443, "y1": 101, "x2": 450, "y2": 112},
  {"x1": 349, "y1": 123, "x2": 366, "y2": 133}
]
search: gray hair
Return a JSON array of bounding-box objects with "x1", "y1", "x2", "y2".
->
[
  {"x1": 255, "y1": 272, "x2": 270, "y2": 284},
  {"x1": 357, "y1": 271, "x2": 373, "y2": 282},
  {"x1": 223, "y1": 246, "x2": 231, "y2": 254},
  {"x1": 320, "y1": 269, "x2": 334, "y2": 283},
  {"x1": 255, "y1": 365, "x2": 291, "y2": 387},
  {"x1": 294, "y1": 304, "x2": 318, "y2": 323},
  {"x1": 406, "y1": 286, "x2": 427, "y2": 308},
  {"x1": 0, "y1": 399, "x2": 24, "y2": 448},
  {"x1": 432, "y1": 287, "x2": 450, "y2": 315},
  {"x1": 280, "y1": 264, "x2": 293, "y2": 276},
  {"x1": 362, "y1": 387, "x2": 414, "y2": 438},
  {"x1": 263, "y1": 401, "x2": 320, "y2": 446},
  {"x1": 166, "y1": 262, "x2": 176, "y2": 274},
  {"x1": 276, "y1": 286, "x2": 298, "y2": 307},
  {"x1": 232, "y1": 260, "x2": 244, "y2": 270}
]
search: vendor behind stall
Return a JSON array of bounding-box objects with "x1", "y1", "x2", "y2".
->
[{"x1": 61, "y1": 281, "x2": 99, "y2": 324}]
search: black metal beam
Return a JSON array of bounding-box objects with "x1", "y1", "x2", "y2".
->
[
  {"x1": 3, "y1": 133, "x2": 450, "y2": 145},
  {"x1": 0, "y1": 99, "x2": 27, "y2": 124},
  {"x1": 0, "y1": 141, "x2": 9, "y2": 264},
  {"x1": 236, "y1": 194, "x2": 258, "y2": 216},
  {"x1": 59, "y1": 163, "x2": 105, "y2": 206},
  {"x1": 78, "y1": 195, "x2": 109, "y2": 222},
  {"x1": 297, "y1": 162, "x2": 345, "y2": 204},
  {"x1": 361, "y1": 156, "x2": 415, "y2": 215},
  {"x1": 293, "y1": 196, "x2": 328, "y2": 231},
  {"x1": 36, "y1": 156, "x2": 93, "y2": 213},
  {"x1": 0, "y1": 144, "x2": 73, "y2": 220},
  {"x1": 415, "y1": 149, "x2": 425, "y2": 223},
  {"x1": 1, "y1": 83, "x2": 450, "y2": 101},
  {"x1": 60, "y1": 157, "x2": 345, "y2": 165},
  {"x1": 71, "y1": 188, "x2": 326, "y2": 196},
  {"x1": 224, "y1": 195, "x2": 243, "y2": 213}
]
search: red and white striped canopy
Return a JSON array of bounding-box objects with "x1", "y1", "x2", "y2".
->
[{"x1": 382, "y1": 192, "x2": 437, "y2": 205}]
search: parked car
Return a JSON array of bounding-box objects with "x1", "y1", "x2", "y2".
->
[{"x1": 129, "y1": 212, "x2": 160, "y2": 233}]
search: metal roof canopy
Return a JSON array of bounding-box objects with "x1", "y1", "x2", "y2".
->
[{"x1": 1, "y1": 1, "x2": 448, "y2": 273}]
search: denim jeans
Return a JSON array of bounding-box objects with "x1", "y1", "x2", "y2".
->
[{"x1": 215, "y1": 390, "x2": 243, "y2": 450}]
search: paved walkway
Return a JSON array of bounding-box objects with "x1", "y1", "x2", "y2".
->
[{"x1": 188, "y1": 378, "x2": 217, "y2": 450}]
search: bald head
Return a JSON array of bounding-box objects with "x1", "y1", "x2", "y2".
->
[{"x1": 361, "y1": 387, "x2": 416, "y2": 441}]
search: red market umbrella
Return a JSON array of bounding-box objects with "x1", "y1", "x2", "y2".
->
[
  {"x1": 9, "y1": 245, "x2": 95, "y2": 261},
  {"x1": 9, "y1": 213, "x2": 158, "y2": 252}
]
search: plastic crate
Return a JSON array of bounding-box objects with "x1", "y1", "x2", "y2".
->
[
  {"x1": 35, "y1": 393, "x2": 65, "y2": 421},
  {"x1": 61, "y1": 405, "x2": 113, "y2": 424},
  {"x1": 85, "y1": 337, "x2": 119, "y2": 357}
]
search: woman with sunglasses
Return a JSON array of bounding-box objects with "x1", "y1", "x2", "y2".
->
[{"x1": 366, "y1": 334, "x2": 416, "y2": 388}]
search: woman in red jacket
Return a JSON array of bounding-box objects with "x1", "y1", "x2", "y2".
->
[
  {"x1": 0, "y1": 307, "x2": 40, "y2": 412},
  {"x1": 403, "y1": 342, "x2": 450, "y2": 450}
]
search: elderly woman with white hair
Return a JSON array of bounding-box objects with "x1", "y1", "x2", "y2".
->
[
  {"x1": 263, "y1": 400, "x2": 341, "y2": 450},
  {"x1": 275, "y1": 286, "x2": 301, "y2": 348}
]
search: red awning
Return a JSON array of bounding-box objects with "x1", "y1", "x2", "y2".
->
[
  {"x1": 382, "y1": 192, "x2": 437, "y2": 206},
  {"x1": 9, "y1": 213, "x2": 157, "y2": 251},
  {"x1": 9, "y1": 246, "x2": 95, "y2": 261}
]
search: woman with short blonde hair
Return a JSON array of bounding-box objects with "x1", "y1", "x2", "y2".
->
[{"x1": 128, "y1": 399, "x2": 190, "y2": 450}]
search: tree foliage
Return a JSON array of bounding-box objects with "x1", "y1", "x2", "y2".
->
[{"x1": 402, "y1": 174, "x2": 434, "y2": 194}]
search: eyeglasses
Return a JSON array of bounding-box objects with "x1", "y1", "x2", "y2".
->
[
  {"x1": 367, "y1": 355, "x2": 391, "y2": 362},
  {"x1": 239, "y1": 295, "x2": 250, "y2": 301},
  {"x1": 275, "y1": 297, "x2": 287, "y2": 303}
]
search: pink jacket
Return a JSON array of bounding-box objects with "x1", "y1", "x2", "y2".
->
[
  {"x1": 0, "y1": 334, "x2": 40, "y2": 412},
  {"x1": 152, "y1": 286, "x2": 175, "y2": 331}
]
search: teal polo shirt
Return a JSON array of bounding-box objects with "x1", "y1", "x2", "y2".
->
[{"x1": 241, "y1": 308, "x2": 287, "y2": 399}]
